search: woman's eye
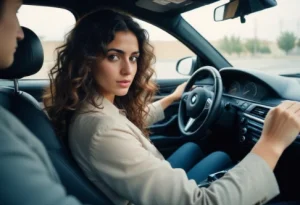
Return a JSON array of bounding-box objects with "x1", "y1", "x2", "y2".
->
[
  {"x1": 130, "y1": 56, "x2": 139, "y2": 62},
  {"x1": 108, "y1": 55, "x2": 119, "y2": 61}
]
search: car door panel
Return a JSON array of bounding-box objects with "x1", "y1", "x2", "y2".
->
[
  {"x1": 150, "y1": 79, "x2": 186, "y2": 135},
  {"x1": 149, "y1": 79, "x2": 187, "y2": 156}
]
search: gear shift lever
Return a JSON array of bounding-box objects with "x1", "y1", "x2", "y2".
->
[
  {"x1": 198, "y1": 170, "x2": 228, "y2": 188},
  {"x1": 207, "y1": 170, "x2": 228, "y2": 182}
]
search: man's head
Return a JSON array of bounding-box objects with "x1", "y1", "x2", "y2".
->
[{"x1": 0, "y1": 0, "x2": 24, "y2": 69}]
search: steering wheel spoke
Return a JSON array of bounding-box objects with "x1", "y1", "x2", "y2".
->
[{"x1": 184, "y1": 117, "x2": 196, "y2": 132}]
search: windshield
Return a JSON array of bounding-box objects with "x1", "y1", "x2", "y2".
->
[{"x1": 182, "y1": 0, "x2": 300, "y2": 76}]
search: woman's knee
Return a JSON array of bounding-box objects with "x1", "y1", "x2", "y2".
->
[
  {"x1": 210, "y1": 151, "x2": 233, "y2": 167},
  {"x1": 181, "y1": 142, "x2": 203, "y2": 156}
]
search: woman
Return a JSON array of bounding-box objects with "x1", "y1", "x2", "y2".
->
[{"x1": 44, "y1": 9, "x2": 300, "y2": 205}]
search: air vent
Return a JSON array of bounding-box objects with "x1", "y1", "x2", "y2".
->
[{"x1": 250, "y1": 106, "x2": 270, "y2": 119}]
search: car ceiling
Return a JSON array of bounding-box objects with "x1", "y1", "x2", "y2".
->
[{"x1": 24, "y1": 0, "x2": 219, "y2": 18}]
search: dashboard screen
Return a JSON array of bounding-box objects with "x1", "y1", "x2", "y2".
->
[{"x1": 225, "y1": 80, "x2": 267, "y2": 101}]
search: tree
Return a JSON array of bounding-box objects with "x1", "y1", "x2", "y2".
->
[
  {"x1": 277, "y1": 32, "x2": 297, "y2": 55},
  {"x1": 259, "y1": 45, "x2": 271, "y2": 54},
  {"x1": 219, "y1": 35, "x2": 243, "y2": 56},
  {"x1": 219, "y1": 36, "x2": 232, "y2": 55},
  {"x1": 230, "y1": 36, "x2": 243, "y2": 56},
  {"x1": 245, "y1": 39, "x2": 260, "y2": 55},
  {"x1": 297, "y1": 39, "x2": 300, "y2": 48}
]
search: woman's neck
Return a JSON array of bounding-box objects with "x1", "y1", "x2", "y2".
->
[
  {"x1": 102, "y1": 93, "x2": 115, "y2": 104},
  {"x1": 96, "y1": 87, "x2": 115, "y2": 103}
]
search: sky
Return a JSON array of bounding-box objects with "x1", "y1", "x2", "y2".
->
[{"x1": 18, "y1": 0, "x2": 300, "y2": 42}]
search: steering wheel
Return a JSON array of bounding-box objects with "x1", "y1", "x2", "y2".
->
[{"x1": 178, "y1": 66, "x2": 223, "y2": 138}]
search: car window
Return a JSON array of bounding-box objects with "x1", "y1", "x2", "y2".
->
[
  {"x1": 182, "y1": 0, "x2": 300, "y2": 76},
  {"x1": 18, "y1": 6, "x2": 193, "y2": 80},
  {"x1": 134, "y1": 18, "x2": 194, "y2": 79},
  {"x1": 18, "y1": 5, "x2": 76, "y2": 79}
]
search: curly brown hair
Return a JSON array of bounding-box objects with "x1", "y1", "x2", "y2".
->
[{"x1": 43, "y1": 9, "x2": 157, "y2": 140}]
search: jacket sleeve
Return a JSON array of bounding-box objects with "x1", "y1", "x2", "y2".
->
[
  {"x1": 89, "y1": 122, "x2": 279, "y2": 205},
  {"x1": 145, "y1": 101, "x2": 165, "y2": 126},
  {"x1": 0, "y1": 108, "x2": 83, "y2": 205}
]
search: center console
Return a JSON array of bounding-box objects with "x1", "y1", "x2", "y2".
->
[
  {"x1": 223, "y1": 96, "x2": 271, "y2": 144},
  {"x1": 238, "y1": 104, "x2": 269, "y2": 144}
]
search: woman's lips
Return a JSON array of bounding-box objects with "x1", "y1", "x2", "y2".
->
[{"x1": 117, "y1": 80, "x2": 131, "y2": 88}]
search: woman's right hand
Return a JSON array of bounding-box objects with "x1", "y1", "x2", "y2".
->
[{"x1": 252, "y1": 101, "x2": 300, "y2": 169}]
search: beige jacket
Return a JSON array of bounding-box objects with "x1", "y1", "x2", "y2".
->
[{"x1": 69, "y1": 96, "x2": 279, "y2": 205}]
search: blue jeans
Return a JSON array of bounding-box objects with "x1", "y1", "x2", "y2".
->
[{"x1": 167, "y1": 142, "x2": 233, "y2": 184}]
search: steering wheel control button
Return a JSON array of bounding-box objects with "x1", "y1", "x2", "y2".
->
[
  {"x1": 183, "y1": 95, "x2": 188, "y2": 100},
  {"x1": 241, "y1": 128, "x2": 247, "y2": 134},
  {"x1": 205, "y1": 98, "x2": 212, "y2": 109},
  {"x1": 240, "y1": 135, "x2": 246, "y2": 142}
]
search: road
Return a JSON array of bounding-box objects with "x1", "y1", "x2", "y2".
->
[{"x1": 230, "y1": 58, "x2": 300, "y2": 75}]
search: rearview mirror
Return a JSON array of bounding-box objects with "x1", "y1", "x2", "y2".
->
[{"x1": 214, "y1": 0, "x2": 277, "y2": 22}]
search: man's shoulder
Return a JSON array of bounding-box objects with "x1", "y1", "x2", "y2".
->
[
  {"x1": 0, "y1": 108, "x2": 83, "y2": 205},
  {"x1": 0, "y1": 106, "x2": 23, "y2": 132},
  {"x1": 0, "y1": 106, "x2": 43, "y2": 150}
]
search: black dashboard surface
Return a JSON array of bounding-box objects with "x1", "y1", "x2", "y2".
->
[{"x1": 220, "y1": 68, "x2": 300, "y2": 104}]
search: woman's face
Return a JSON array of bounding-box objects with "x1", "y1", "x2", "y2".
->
[{"x1": 93, "y1": 31, "x2": 139, "y2": 102}]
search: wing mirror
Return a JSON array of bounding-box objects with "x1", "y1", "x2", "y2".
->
[{"x1": 176, "y1": 56, "x2": 197, "y2": 76}]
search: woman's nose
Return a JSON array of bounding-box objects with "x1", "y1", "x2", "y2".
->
[{"x1": 121, "y1": 59, "x2": 133, "y2": 75}]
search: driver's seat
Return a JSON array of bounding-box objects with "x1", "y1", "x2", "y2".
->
[{"x1": 0, "y1": 27, "x2": 112, "y2": 205}]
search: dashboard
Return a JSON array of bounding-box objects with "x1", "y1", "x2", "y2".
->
[
  {"x1": 220, "y1": 68, "x2": 300, "y2": 104},
  {"x1": 218, "y1": 68, "x2": 300, "y2": 145},
  {"x1": 224, "y1": 80, "x2": 267, "y2": 101},
  {"x1": 194, "y1": 68, "x2": 300, "y2": 146}
]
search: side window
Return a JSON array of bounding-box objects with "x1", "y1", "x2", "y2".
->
[
  {"x1": 134, "y1": 19, "x2": 194, "y2": 79},
  {"x1": 17, "y1": 7, "x2": 191, "y2": 80},
  {"x1": 18, "y1": 6, "x2": 76, "y2": 79}
]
